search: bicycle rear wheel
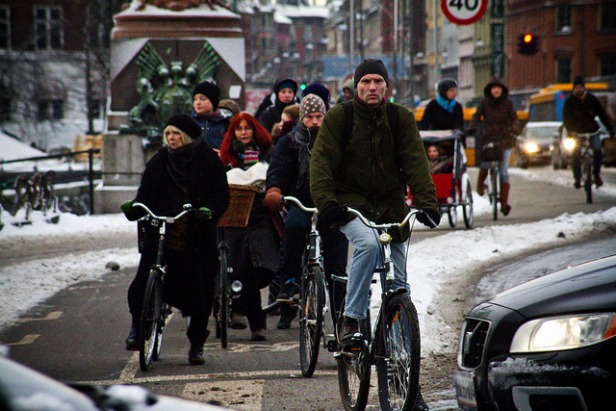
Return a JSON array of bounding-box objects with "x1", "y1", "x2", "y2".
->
[
  {"x1": 376, "y1": 293, "x2": 420, "y2": 411},
  {"x1": 218, "y1": 245, "x2": 229, "y2": 349},
  {"x1": 299, "y1": 265, "x2": 325, "y2": 377},
  {"x1": 583, "y1": 155, "x2": 593, "y2": 204},
  {"x1": 462, "y1": 178, "x2": 474, "y2": 229},
  {"x1": 336, "y1": 314, "x2": 371, "y2": 411},
  {"x1": 139, "y1": 269, "x2": 163, "y2": 371},
  {"x1": 490, "y1": 167, "x2": 498, "y2": 221}
]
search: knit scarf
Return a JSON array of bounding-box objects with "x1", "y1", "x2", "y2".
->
[
  {"x1": 436, "y1": 94, "x2": 457, "y2": 113},
  {"x1": 166, "y1": 141, "x2": 196, "y2": 199}
]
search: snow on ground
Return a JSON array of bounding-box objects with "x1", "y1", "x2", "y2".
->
[{"x1": 1, "y1": 190, "x2": 616, "y2": 354}]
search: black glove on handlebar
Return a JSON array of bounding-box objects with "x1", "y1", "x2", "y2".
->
[
  {"x1": 320, "y1": 204, "x2": 349, "y2": 228},
  {"x1": 416, "y1": 208, "x2": 440, "y2": 229}
]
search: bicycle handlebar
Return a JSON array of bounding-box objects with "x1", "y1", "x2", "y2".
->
[
  {"x1": 132, "y1": 202, "x2": 194, "y2": 223},
  {"x1": 571, "y1": 130, "x2": 602, "y2": 139},
  {"x1": 345, "y1": 206, "x2": 422, "y2": 230},
  {"x1": 280, "y1": 196, "x2": 317, "y2": 214}
]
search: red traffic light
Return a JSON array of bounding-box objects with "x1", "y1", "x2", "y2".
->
[{"x1": 517, "y1": 33, "x2": 539, "y2": 56}]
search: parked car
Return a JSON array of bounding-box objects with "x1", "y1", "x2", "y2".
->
[
  {"x1": 0, "y1": 354, "x2": 232, "y2": 411},
  {"x1": 551, "y1": 119, "x2": 615, "y2": 170},
  {"x1": 455, "y1": 254, "x2": 616, "y2": 411},
  {"x1": 514, "y1": 121, "x2": 561, "y2": 169}
]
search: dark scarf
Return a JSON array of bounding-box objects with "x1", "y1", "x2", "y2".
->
[
  {"x1": 166, "y1": 141, "x2": 196, "y2": 202},
  {"x1": 291, "y1": 124, "x2": 318, "y2": 190}
]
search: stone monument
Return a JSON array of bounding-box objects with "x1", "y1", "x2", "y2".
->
[{"x1": 96, "y1": 0, "x2": 245, "y2": 213}]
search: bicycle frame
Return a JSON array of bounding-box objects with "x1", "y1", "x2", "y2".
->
[{"x1": 572, "y1": 131, "x2": 600, "y2": 204}]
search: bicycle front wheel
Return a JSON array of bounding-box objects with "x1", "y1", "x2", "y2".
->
[
  {"x1": 376, "y1": 293, "x2": 421, "y2": 411},
  {"x1": 139, "y1": 269, "x2": 163, "y2": 371},
  {"x1": 299, "y1": 265, "x2": 325, "y2": 377}
]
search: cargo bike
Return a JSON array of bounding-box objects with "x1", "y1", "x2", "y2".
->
[{"x1": 408, "y1": 130, "x2": 473, "y2": 229}]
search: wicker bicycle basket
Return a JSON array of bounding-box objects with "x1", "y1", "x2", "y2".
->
[{"x1": 217, "y1": 184, "x2": 259, "y2": 228}]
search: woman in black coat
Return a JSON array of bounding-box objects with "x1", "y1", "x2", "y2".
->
[
  {"x1": 419, "y1": 78, "x2": 464, "y2": 132},
  {"x1": 121, "y1": 114, "x2": 229, "y2": 365}
]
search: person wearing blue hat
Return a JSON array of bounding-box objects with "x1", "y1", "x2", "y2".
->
[{"x1": 257, "y1": 77, "x2": 299, "y2": 133}]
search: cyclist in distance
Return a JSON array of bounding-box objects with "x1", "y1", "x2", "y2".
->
[
  {"x1": 121, "y1": 114, "x2": 229, "y2": 365},
  {"x1": 310, "y1": 59, "x2": 439, "y2": 411},
  {"x1": 264, "y1": 93, "x2": 349, "y2": 330},
  {"x1": 469, "y1": 77, "x2": 520, "y2": 216},
  {"x1": 563, "y1": 75, "x2": 615, "y2": 189}
]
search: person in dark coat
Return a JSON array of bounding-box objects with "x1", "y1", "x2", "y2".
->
[
  {"x1": 257, "y1": 78, "x2": 299, "y2": 133},
  {"x1": 218, "y1": 113, "x2": 280, "y2": 341},
  {"x1": 264, "y1": 94, "x2": 349, "y2": 330},
  {"x1": 563, "y1": 75, "x2": 615, "y2": 188},
  {"x1": 192, "y1": 81, "x2": 230, "y2": 150},
  {"x1": 303, "y1": 82, "x2": 331, "y2": 110},
  {"x1": 470, "y1": 77, "x2": 520, "y2": 216},
  {"x1": 121, "y1": 114, "x2": 229, "y2": 365},
  {"x1": 419, "y1": 78, "x2": 464, "y2": 131}
]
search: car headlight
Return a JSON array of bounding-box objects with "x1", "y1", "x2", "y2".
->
[
  {"x1": 510, "y1": 313, "x2": 616, "y2": 353},
  {"x1": 524, "y1": 142, "x2": 540, "y2": 154},
  {"x1": 563, "y1": 137, "x2": 576, "y2": 151}
]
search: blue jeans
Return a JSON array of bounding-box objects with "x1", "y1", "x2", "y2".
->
[
  {"x1": 339, "y1": 217, "x2": 409, "y2": 320},
  {"x1": 480, "y1": 148, "x2": 512, "y2": 183}
]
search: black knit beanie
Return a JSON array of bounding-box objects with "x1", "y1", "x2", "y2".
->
[
  {"x1": 354, "y1": 59, "x2": 389, "y2": 88},
  {"x1": 192, "y1": 81, "x2": 220, "y2": 110},
  {"x1": 573, "y1": 75, "x2": 585, "y2": 87},
  {"x1": 437, "y1": 78, "x2": 458, "y2": 98},
  {"x1": 165, "y1": 114, "x2": 201, "y2": 139}
]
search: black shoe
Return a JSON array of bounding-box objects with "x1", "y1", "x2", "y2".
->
[
  {"x1": 339, "y1": 316, "x2": 360, "y2": 344},
  {"x1": 277, "y1": 316, "x2": 292, "y2": 329},
  {"x1": 125, "y1": 319, "x2": 139, "y2": 351},
  {"x1": 574, "y1": 179, "x2": 581, "y2": 189},
  {"x1": 414, "y1": 390, "x2": 429, "y2": 411},
  {"x1": 594, "y1": 174, "x2": 603, "y2": 187},
  {"x1": 276, "y1": 281, "x2": 300, "y2": 302},
  {"x1": 188, "y1": 344, "x2": 205, "y2": 365}
]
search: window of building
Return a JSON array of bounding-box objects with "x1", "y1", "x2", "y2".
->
[
  {"x1": 34, "y1": 6, "x2": 63, "y2": 50},
  {"x1": 0, "y1": 83, "x2": 10, "y2": 121},
  {"x1": 600, "y1": 3, "x2": 616, "y2": 31},
  {"x1": 555, "y1": 57, "x2": 571, "y2": 83},
  {"x1": 599, "y1": 54, "x2": 616, "y2": 76},
  {"x1": 0, "y1": 6, "x2": 9, "y2": 49},
  {"x1": 90, "y1": 98, "x2": 104, "y2": 119},
  {"x1": 555, "y1": 5, "x2": 572, "y2": 32},
  {"x1": 304, "y1": 24, "x2": 313, "y2": 42},
  {"x1": 38, "y1": 99, "x2": 64, "y2": 121}
]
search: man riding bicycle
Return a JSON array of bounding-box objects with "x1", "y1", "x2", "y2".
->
[
  {"x1": 310, "y1": 59, "x2": 439, "y2": 411},
  {"x1": 563, "y1": 75, "x2": 615, "y2": 189}
]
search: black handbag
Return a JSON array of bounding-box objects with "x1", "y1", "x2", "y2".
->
[{"x1": 481, "y1": 142, "x2": 504, "y2": 162}]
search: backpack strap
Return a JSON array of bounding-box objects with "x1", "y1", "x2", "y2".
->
[{"x1": 341, "y1": 100, "x2": 400, "y2": 150}]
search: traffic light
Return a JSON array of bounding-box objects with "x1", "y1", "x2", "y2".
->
[
  {"x1": 517, "y1": 33, "x2": 539, "y2": 56},
  {"x1": 299, "y1": 82, "x2": 307, "y2": 92}
]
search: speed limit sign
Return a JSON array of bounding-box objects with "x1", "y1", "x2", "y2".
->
[{"x1": 441, "y1": 0, "x2": 488, "y2": 25}]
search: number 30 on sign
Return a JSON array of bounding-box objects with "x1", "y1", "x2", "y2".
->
[{"x1": 441, "y1": 0, "x2": 488, "y2": 25}]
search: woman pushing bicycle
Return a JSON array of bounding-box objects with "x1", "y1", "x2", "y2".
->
[
  {"x1": 469, "y1": 77, "x2": 520, "y2": 216},
  {"x1": 218, "y1": 112, "x2": 280, "y2": 341},
  {"x1": 120, "y1": 114, "x2": 229, "y2": 366}
]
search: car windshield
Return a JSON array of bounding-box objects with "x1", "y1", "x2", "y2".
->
[{"x1": 526, "y1": 126, "x2": 560, "y2": 141}]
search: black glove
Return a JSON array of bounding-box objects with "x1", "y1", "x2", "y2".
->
[
  {"x1": 319, "y1": 204, "x2": 349, "y2": 228},
  {"x1": 195, "y1": 206, "x2": 212, "y2": 223},
  {"x1": 416, "y1": 208, "x2": 440, "y2": 229}
]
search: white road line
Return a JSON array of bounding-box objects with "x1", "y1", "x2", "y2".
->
[
  {"x1": 20, "y1": 311, "x2": 63, "y2": 322},
  {"x1": 78, "y1": 369, "x2": 338, "y2": 386},
  {"x1": 5, "y1": 334, "x2": 40, "y2": 346}
]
